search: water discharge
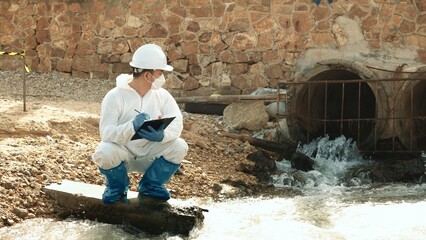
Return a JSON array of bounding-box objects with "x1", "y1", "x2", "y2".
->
[
  {"x1": 272, "y1": 135, "x2": 373, "y2": 198},
  {"x1": 1, "y1": 136, "x2": 425, "y2": 240}
]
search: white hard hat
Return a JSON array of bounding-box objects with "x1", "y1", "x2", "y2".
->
[{"x1": 129, "y1": 44, "x2": 173, "y2": 71}]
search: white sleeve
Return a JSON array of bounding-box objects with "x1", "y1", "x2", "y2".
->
[
  {"x1": 99, "y1": 91, "x2": 135, "y2": 145},
  {"x1": 159, "y1": 90, "x2": 183, "y2": 143}
]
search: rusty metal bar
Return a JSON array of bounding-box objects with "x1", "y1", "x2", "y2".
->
[
  {"x1": 335, "y1": 118, "x2": 420, "y2": 123},
  {"x1": 175, "y1": 93, "x2": 286, "y2": 104},
  {"x1": 359, "y1": 150, "x2": 425, "y2": 153},
  {"x1": 290, "y1": 85, "x2": 294, "y2": 140},
  {"x1": 307, "y1": 82, "x2": 311, "y2": 142},
  {"x1": 374, "y1": 81, "x2": 378, "y2": 151},
  {"x1": 289, "y1": 84, "x2": 296, "y2": 140},
  {"x1": 276, "y1": 85, "x2": 280, "y2": 120},
  {"x1": 357, "y1": 81, "x2": 361, "y2": 148},
  {"x1": 410, "y1": 81, "x2": 414, "y2": 152},
  {"x1": 340, "y1": 82, "x2": 345, "y2": 135},
  {"x1": 392, "y1": 111, "x2": 395, "y2": 151},
  {"x1": 284, "y1": 78, "x2": 426, "y2": 85},
  {"x1": 305, "y1": 116, "x2": 426, "y2": 121},
  {"x1": 324, "y1": 82, "x2": 328, "y2": 136}
]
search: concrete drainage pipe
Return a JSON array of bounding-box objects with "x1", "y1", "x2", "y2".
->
[
  {"x1": 287, "y1": 59, "x2": 389, "y2": 150},
  {"x1": 395, "y1": 67, "x2": 426, "y2": 151}
]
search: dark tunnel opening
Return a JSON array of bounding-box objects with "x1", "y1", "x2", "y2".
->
[{"x1": 291, "y1": 69, "x2": 377, "y2": 148}]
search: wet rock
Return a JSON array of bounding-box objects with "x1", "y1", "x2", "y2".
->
[
  {"x1": 292, "y1": 170, "x2": 307, "y2": 186},
  {"x1": 347, "y1": 157, "x2": 425, "y2": 183},
  {"x1": 212, "y1": 183, "x2": 222, "y2": 191},
  {"x1": 220, "y1": 179, "x2": 254, "y2": 198},
  {"x1": 247, "y1": 151, "x2": 276, "y2": 169},
  {"x1": 290, "y1": 152, "x2": 315, "y2": 172},
  {"x1": 246, "y1": 150, "x2": 277, "y2": 183},
  {"x1": 370, "y1": 158, "x2": 425, "y2": 182}
]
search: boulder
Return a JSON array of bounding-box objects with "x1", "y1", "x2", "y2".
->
[{"x1": 223, "y1": 101, "x2": 269, "y2": 130}]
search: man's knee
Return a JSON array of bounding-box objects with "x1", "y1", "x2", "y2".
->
[
  {"x1": 163, "y1": 138, "x2": 188, "y2": 164},
  {"x1": 92, "y1": 142, "x2": 129, "y2": 170},
  {"x1": 173, "y1": 138, "x2": 188, "y2": 157}
]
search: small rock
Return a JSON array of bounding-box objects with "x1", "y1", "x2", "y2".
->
[
  {"x1": 13, "y1": 207, "x2": 29, "y2": 218},
  {"x1": 292, "y1": 170, "x2": 307, "y2": 185},
  {"x1": 46, "y1": 135, "x2": 54, "y2": 142},
  {"x1": 213, "y1": 183, "x2": 222, "y2": 191},
  {"x1": 2, "y1": 216, "x2": 15, "y2": 226},
  {"x1": 3, "y1": 181, "x2": 16, "y2": 190}
]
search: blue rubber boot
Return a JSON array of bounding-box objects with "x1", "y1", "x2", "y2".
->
[
  {"x1": 138, "y1": 156, "x2": 180, "y2": 200},
  {"x1": 99, "y1": 162, "x2": 130, "y2": 204}
]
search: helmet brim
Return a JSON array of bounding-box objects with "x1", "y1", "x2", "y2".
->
[
  {"x1": 129, "y1": 63, "x2": 174, "y2": 72},
  {"x1": 161, "y1": 65, "x2": 174, "y2": 71}
]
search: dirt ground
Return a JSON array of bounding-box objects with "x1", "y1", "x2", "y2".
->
[{"x1": 0, "y1": 70, "x2": 267, "y2": 227}]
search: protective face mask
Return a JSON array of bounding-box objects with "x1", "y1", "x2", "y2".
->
[{"x1": 151, "y1": 74, "x2": 166, "y2": 90}]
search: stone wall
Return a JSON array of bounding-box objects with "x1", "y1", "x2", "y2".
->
[{"x1": 0, "y1": 0, "x2": 425, "y2": 97}]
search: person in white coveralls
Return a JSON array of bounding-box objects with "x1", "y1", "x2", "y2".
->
[{"x1": 92, "y1": 43, "x2": 188, "y2": 204}]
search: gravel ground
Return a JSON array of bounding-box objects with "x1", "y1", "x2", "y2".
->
[{"x1": 0, "y1": 70, "x2": 269, "y2": 228}]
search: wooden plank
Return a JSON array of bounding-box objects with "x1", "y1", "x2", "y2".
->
[{"x1": 43, "y1": 180, "x2": 206, "y2": 236}]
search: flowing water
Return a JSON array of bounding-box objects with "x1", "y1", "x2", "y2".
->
[{"x1": 1, "y1": 136, "x2": 426, "y2": 240}]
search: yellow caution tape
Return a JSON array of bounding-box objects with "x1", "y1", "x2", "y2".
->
[
  {"x1": 0, "y1": 50, "x2": 30, "y2": 72},
  {"x1": 0, "y1": 51, "x2": 23, "y2": 56}
]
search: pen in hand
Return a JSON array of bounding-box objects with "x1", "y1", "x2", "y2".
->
[{"x1": 134, "y1": 109, "x2": 162, "y2": 119}]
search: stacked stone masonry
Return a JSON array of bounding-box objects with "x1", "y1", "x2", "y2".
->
[{"x1": 0, "y1": 0, "x2": 425, "y2": 97}]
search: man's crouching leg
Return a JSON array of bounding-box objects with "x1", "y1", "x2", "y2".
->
[
  {"x1": 138, "y1": 157, "x2": 180, "y2": 200},
  {"x1": 92, "y1": 142, "x2": 131, "y2": 204},
  {"x1": 138, "y1": 138, "x2": 188, "y2": 201},
  {"x1": 99, "y1": 162, "x2": 130, "y2": 204}
]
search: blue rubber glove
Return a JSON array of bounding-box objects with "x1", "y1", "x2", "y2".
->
[
  {"x1": 133, "y1": 112, "x2": 150, "y2": 131},
  {"x1": 138, "y1": 124, "x2": 165, "y2": 142}
]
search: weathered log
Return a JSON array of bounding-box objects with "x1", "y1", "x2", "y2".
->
[
  {"x1": 175, "y1": 93, "x2": 287, "y2": 104},
  {"x1": 43, "y1": 180, "x2": 205, "y2": 236},
  {"x1": 223, "y1": 132, "x2": 297, "y2": 159}
]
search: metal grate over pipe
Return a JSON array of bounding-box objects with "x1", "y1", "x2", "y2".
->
[{"x1": 284, "y1": 77, "x2": 426, "y2": 153}]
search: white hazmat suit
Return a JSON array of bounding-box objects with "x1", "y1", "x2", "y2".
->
[{"x1": 92, "y1": 74, "x2": 188, "y2": 173}]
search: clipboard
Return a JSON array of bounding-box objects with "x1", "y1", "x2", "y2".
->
[{"x1": 131, "y1": 117, "x2": 176, "y2": 140}]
